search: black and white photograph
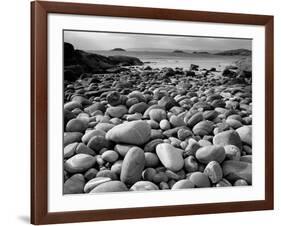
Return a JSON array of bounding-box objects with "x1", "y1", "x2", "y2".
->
[{"x1": 63, "y1": 30, "x2": 252, "y2": 194}]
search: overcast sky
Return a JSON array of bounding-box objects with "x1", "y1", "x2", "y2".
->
[{"x1": 64, "y1": 30, "x2": 251, "y2": 51}]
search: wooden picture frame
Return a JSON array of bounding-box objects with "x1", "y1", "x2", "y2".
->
[{"x1": 31, "y1": 1, "x2": 274, "y2": 224}]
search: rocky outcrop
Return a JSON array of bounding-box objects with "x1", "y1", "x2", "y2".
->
[
  {"x1": 111, "y1": 48, "x2": 126, "y2": 51},
  {"x1": 64, "y1": 42, "x2": 143, "y2": 81},
  {"x1": 173, "y1": 50, "x2": 185, "y2": 53},
  {"x1": 222, "y1": 57, "x2": 252, "y2": 84},
  {"x1": 215, "y1": 49, "x2": 251, "y2": 56}
]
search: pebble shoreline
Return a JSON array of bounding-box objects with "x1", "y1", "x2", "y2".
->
[{"x1": 63, "y1": 48, "x2": 252, "y2": 194}]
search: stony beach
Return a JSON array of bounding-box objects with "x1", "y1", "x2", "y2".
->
[{"x1": 63, "y1": 42, "x2": 252, "y2": 194}]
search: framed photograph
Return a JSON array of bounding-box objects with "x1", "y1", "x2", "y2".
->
[{"x1": 31, "y1": 1, "x2": 274, "y2": 225}]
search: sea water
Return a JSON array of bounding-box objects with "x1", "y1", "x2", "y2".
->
[{"x1": 93, "y1": 50, "x2": 242, "y2": 71}]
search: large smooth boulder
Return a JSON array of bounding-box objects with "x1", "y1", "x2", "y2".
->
[
  {"x1": 156, "y1": 143, "x2": 184, "y2": 171},
  {"x1": 64, "y1": 153, "x2": 96, "y2": 173},
  {"x1": 64, "y1": 132, "x2": 83, "y2": 147},
  {"x1": 106, "y1": 120, "x2": 151, "y2": 145},
  {"x1": 172, "y1": 179, "x2": 195, "y2": 190},
  {"x1": 189, "y1": 172, "x2": 211, "y2": 188},
  {"x1": 236, "y1": 126, "x2": 252, "y2": 146},
  {"x1": 120, "y1": 147, "x2": 145, "y2": 185},
  {"x1": 130, "y1": 181, "x2": 159, "y2": 191},
  {"x1": 195, "y1": 145, "x2": 226, "y2": 164},
  {"x1": 63, "y1": 174, "x2": 85, "y2": 194},
  {"x1": 90, "y1": 181, "x2": 128, "y2": 193},
  {"x1": 106, "y1": 105, "x2": 128, "y2": 118},
  {"x1": 192, "y1": 120, "x2": 213, "y2": 136},
  {"x1": 222, "y1": 160, "x2": 252, "y2": 184},
  {"x1": 84, "y1": 177, "x2": 111, "y2": 193},
  {"x1": 213, "y1": 130, "x2": 242, "y2": 149}
]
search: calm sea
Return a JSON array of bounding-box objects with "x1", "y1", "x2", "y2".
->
[{"x1": 93, "y1": 50, "x2": 242, "y2": 71}]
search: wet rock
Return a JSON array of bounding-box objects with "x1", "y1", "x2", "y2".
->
[
  {"x1": 192, "y1": 120, "x2": 213, "y2": 136},
  {"x1": 127, "y1": 91, "x2": 146, "y2": 102},
  {"x1": 111, "y1": 160, "x2": 123, "y2": 175},
  {"x1": 216, "y1": 178, "x2": 232, "y2": 187},
  {"x1": 190, "y1": 64, "x2": 199, "y2": 71},
  {"x1": 84, "y1": 168, "x2": 98, "y2": 180},
  {"x1": 96, "y1": 170, "x2": 118, "y2": 180},
  {"x1": 126, "y1": 98, "x2": 139, "y2": 108},
  {"x1": 84, "y1": 102, "x2": 106, "y2": 114},
  {"x1": 81, "y1": 129, "x2": 106, "y2": 144},
  {"x1": 226, "y1": 119, "x2": 243, "y2": 129},
  {"x1": 146, "y1": 120, "x2": 160, "y2": 129},
  {"x1": 159, "y1": 181, "x2": 170, "y2": 190},
  {"x1": 189, "y1": 172, "x2": 211, "y2": 188},
  {"x1": 203, "y1": 161, "x2": 223, "y2": 183},
  {"x1": 152, "y1": 171, "x2": 169, "y2": 184},
  {"x1": 158, "y1": 96, "x2": 177, "y2": 110},
  {"x1": 213, "y1": 130, "x2": 242, "y2": 149},
  {"x1": 106, "y1": 105, "x2": 128, "y2": 118},
  {"x1": 64, "y1": 153, "x2": 96, "y2": 173},
  {"x1": 159, "y1": 119, "x2": 171, "y2": 130},
  {"x1": 222, "y1": 160, "x2": 252, "y2": 184},
  {"x1": 128, "y1": 102, "x2": 148, "y2": 114},
  {"x1": 120, "y1": 147, "x2": 145, "y2": 185},
  {"x1": 145, "y1": 152, "x2": 160, "y2": 167},
  {"x1": 240, "y1": 155, "x2": 252, "y2": 163},
  {"x1": 203, "y1": 110, "x2": 218, "y2": 121},
  {"x1": 156, "y1": 143, "x2": 184, "y2": 171},
  {"x1": 64, "y1": 142, "x2": 78, "y2": 158},
  {"x1": 172, "y1": 179, "x2": 195, "y2": 189},
  {"x1": 234, "y1": 179, "x2": 248, "y2": 186},
  {"x1": 106, "y1": 120, "x2": 151, "y2": 145},
  {"x1": 163, "y1": 127, "x2": 183, "y2": 138},
  {"x1": 184, "y1": 138, "x2": 201, "y2": 156},
  {"x1": 169, "y1": 115, "x2": 185, "y2": 127},
  {"x1": 186, "y1": 112, "x2": 203, "y2": 127},
  {"x1": 127, "y1": 113, "x2": 142, "y2": 121},
  {"x1": 64, "y1": 109, "x2": 76, "y2": 127},
  {"x1": 84, "y1": 177, "x2": 111, "y2": 193},
  {"x1": 95, "y1": 123, "x2": 115, "y2": 132},
  {"x1": 90, "y1": 181, "x2": 128, "y2": 193},
  {"x1": 76, "y1": 143, "x2": 96, "y2": 156},
  {"x1": 130, "y1": 181, "x2": 159, "y2": 191},
  {"x1": 64, "y1": 132, "x2": 83, "y2": 147},
  {"x1": 63, "y1": 174, "x2": 85, "y2": 194},
  {"x1": 106, "y1": 91, "x2": 121, "y2": 106},
  {"x1": 87, "y1": 135, "x2": 109, "y2": 152},
  {"x1": 101, "y1": 150, "x2": 119, "y2": 163},
  {"x1": 236, "y1": 126, "x2": 252, "y2": 146},
  {"x1": 114, "y1": 144, "x2": 135, "y2": 157},
  {"x1": 177, "y1": 128, "x2": 192, "y2": 141},
  {"x1": 66, "y1": 118, "x2": 88, "y2": 132},
  {"x1": 142, "y1": 168, "x2": 157, "y2": 181},
  {"x1": 64, "y1": 101, "x2": 82, "y2": 111},
  {"x1": 224, "y1": 145, "x2": 241, "y2": 160},
  {"x1": 184, "y1": 156, "x2": 199, "y2": 172},
  {"x1": 144, "y1": 139, "x2": 164, "y2": 153},
  {"x1": 195, "y1": 145, "x2": 225, "y2": 164},
  {"x1": 149, "y1": 109, "x2": 167, "y2": 122}
]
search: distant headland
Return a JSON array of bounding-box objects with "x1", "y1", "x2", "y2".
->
[{"x1": 111, "y1": 48, "x2": 126, "y2": 51}]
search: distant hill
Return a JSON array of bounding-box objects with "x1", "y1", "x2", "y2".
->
[
  {"x1": 173, "y1": 50, "x2": 185, "y2": 53},
  {"x1": 215, "y1": 49, "x2": 251, "y2": 56},
  {"x1": 193, "y1": 51, "x2": 210, "y2": 54},
  {"x1": 111, "y1": 48, "x2": 126, "y2": 51}
]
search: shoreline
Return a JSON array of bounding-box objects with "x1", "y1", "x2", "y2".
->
[{"x1": 63, "y1": 43, "x2": 252, "y2": 194}]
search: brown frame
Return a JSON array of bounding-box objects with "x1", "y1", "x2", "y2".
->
[{"x1": 31, "y1": 1, "x2": 274, "y2": 225}]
